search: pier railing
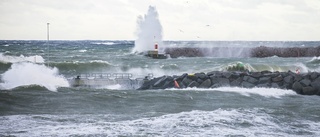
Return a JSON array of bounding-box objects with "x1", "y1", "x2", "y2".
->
[
  {"x1": 77, "y1": 73, "x2": 153, "y2": 80},
  {"x1": 69, "y1": 73, "x2": 154, "y2": 89}
]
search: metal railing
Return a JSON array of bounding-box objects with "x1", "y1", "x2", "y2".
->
[
  {"x1": 70, "y1": 73, "x2": 154, "y2": 89},
  {"x1": 77, "y1": 73, "x2": 153, "y2": 80}
]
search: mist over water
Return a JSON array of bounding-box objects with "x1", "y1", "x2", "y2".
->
[{"x1": 133, "y1": 6, "x2": 164, "y2": 53}]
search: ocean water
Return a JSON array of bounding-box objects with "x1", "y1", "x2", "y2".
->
[{"x1": 1, "y1": 40, "x2": 320, "y2": 136}]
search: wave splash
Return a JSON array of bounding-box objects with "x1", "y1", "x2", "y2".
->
[
  {"x1": 133, "y1": 6, "x2": 164, "y2": 53},
  {"x1": 0, "y1": 62, "x2": 69, "y2": 91}
]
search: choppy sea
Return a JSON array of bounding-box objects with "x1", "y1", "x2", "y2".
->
[{"x1": 1, "y1": 40, "x2": 320, "y2": 136}]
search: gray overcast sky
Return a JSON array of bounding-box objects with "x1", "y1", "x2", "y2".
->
[{"x1": 0, "y1": 0, "x2": 319, "y2": 41}]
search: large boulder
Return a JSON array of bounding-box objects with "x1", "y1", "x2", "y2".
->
[
  {"x1": 230, "y1": 77, "x2": 242, "y2": 87},
  {"x1": 310, "y1": 72, "x2": 319, "y2": 80},
  {"x1": 162, "y1": 80, "x2": 175, "y2": 89},
  {"x1": 222, "y1": 72, "x2": 232, "y2": 79},
  {"x1": 272, "y1": 75, "x2": 283, "y2": 82},
  {"x1": 182, "y1": 77, "x2": 193, "y2": 86},
  {"x1": 176, "y1": 73, "x2": 188, "y2": 81},
  {"x1": 300, "y1": 79, "x2": 311, "y2": 87},
  {"x1": 292, "y1": 81, "x2": 303, "y2": 94},
  {"x1": 153, "y1": 76, "x2": 169, "y2": 87},
  {"x1": 241, "y1": 81, "x2": 255, "y2": 88},
  {"x1": 251, "y1": 72, "x2": 262, "y2": 78},
  {"x1": 302, "y1": 86, "x2": 317, "y2": 95},
  {"x1": 271, "y1": 83, "x2": 280, "y2": 89},
  {"x1": 195, "y1": 72, "x2": 208, "y2": 80},
  {"x1": 207, "y1": 71, "x2": 220, "y2": 77},
  {"x1": 243, "y1": 76, "x2": 258, "y2": 84},
  {"x1": 199, "y1": 79, "x2": 212, "y2": 88},
  {"x1": 293, "y1": 74, "x2": 303, "y2": 82},
  {"x1": 210, "y1": 77, "x2": 230, "y2": 86},
  {"x1": 283, "y1": 75, "x2": 294, "y2": 84},
  {"x1": 188, "y1": 81, "x2": 199, "y2": 88},
  {"x1": 258, "y1": 77, "x2": 271, "y2": 84},
  {"x1": 311, "y1": 78, "x2": 320, "y2": 89},
  {"x1": 138, "y1": 77, "x2": 162, "y2": 90}
]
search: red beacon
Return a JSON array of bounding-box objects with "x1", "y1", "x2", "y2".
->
[
  {"x1": 145, "y1": 42, "x2": 167, "y2": 59},
  {"x1": 154, "y1": 43, "x2": 158, "y2": 51}
]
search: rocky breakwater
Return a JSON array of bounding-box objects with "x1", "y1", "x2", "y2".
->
[
  {"x1": 251, "y1": 46, "x2": 320, "y2": 57},
  {"x1": 138, "y1": 71, "x2": 320, "y2": 96},
  {"x1": 164, "y1": 46, "x2": 320, "y2": 58}
]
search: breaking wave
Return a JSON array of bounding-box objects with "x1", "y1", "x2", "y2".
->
[
  {"x1": 0, "y1": 62, "x2": 69, "y2": 91},
  {"x1": 0, "y1": 53, "x2": 44, "y2": 64},
  {"x1": 220, "y1": 61, "x2": 309, "y2": 73},
  {"x1": 2, "y1": 108, "x2": 319, "y2": 136},
  {"x1": 308, "y1": 56, "x2": 320, "y2": 64}
]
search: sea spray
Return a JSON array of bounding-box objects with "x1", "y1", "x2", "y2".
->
[
  {"x1": 0, "y1": 62, "x2": 69, "y2": 91},
  {"x1": 133, "y1": 6, "x2": 164, "y2": 53}
]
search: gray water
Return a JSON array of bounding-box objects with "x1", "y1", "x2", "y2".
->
[{"x1": 0, "y1": 40, "x2": 320, "y2": 136}]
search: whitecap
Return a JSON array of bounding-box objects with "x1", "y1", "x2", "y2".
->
[
  {"x1": 92, "y1": 42, "x2": 117, "y2": 45},
  {"x1": 89, "y1": 60, "x2": 112, "y2": 65},
  {"x1": 0, "y1": 53, "x2": 45, "y2": 63},
  {"x1": 79, "y1": 49, "x2": 87, "y2": 53},
  {"x1": 3, "y1": 108, "x2": 319, "y2": 136}
]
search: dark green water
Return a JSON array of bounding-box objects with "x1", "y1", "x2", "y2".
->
[{"x1": 0, "y1": 40, "x2": 320, "y2": 136}]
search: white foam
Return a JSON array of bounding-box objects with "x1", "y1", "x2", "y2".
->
[
  {"x1": 97, "y1": 84, "x2": 122, "y2": 90},
  {"x1": 89, "y1": 60, "x2": 112, "y2": 64},
  {"x1": 92, "y1": 42, "x2": 117, "y2": 45},
  {"x1": 106, "y1": 84, "x2": 122, "y2": 90},
  {"x1": 0, "y1": 62, "x2": 69, "y2": 91},
  {"x1": 79, "y1": 49, "x2": 87, "y2": 53},
  {"x1": 97, "y1": 109, "x2": 320, "y2": 136},
  {"x1": 0, "y1": 53, "x2": 44, "y2": 63},
  {"x1": 167, "y1": 87, "x2": 297, "y2": 98},
  {"x1": 2, "y1": 109, "x2": 319, "y2": 136}
]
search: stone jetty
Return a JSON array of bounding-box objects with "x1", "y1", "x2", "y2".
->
[
  {"x1": 164, "y1": 46, "x2": 320, "y2": 58},
  {"x1": 138, "y1": 71, "x2": 320, "y2": 96}
]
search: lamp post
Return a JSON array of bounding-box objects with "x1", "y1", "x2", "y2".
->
[
  {"x1": 47, "y1": 23, "x2": 50, "y2": 66},
  {"x1": 47, "y1": 23, "x2": 50, "y2": 42}
]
